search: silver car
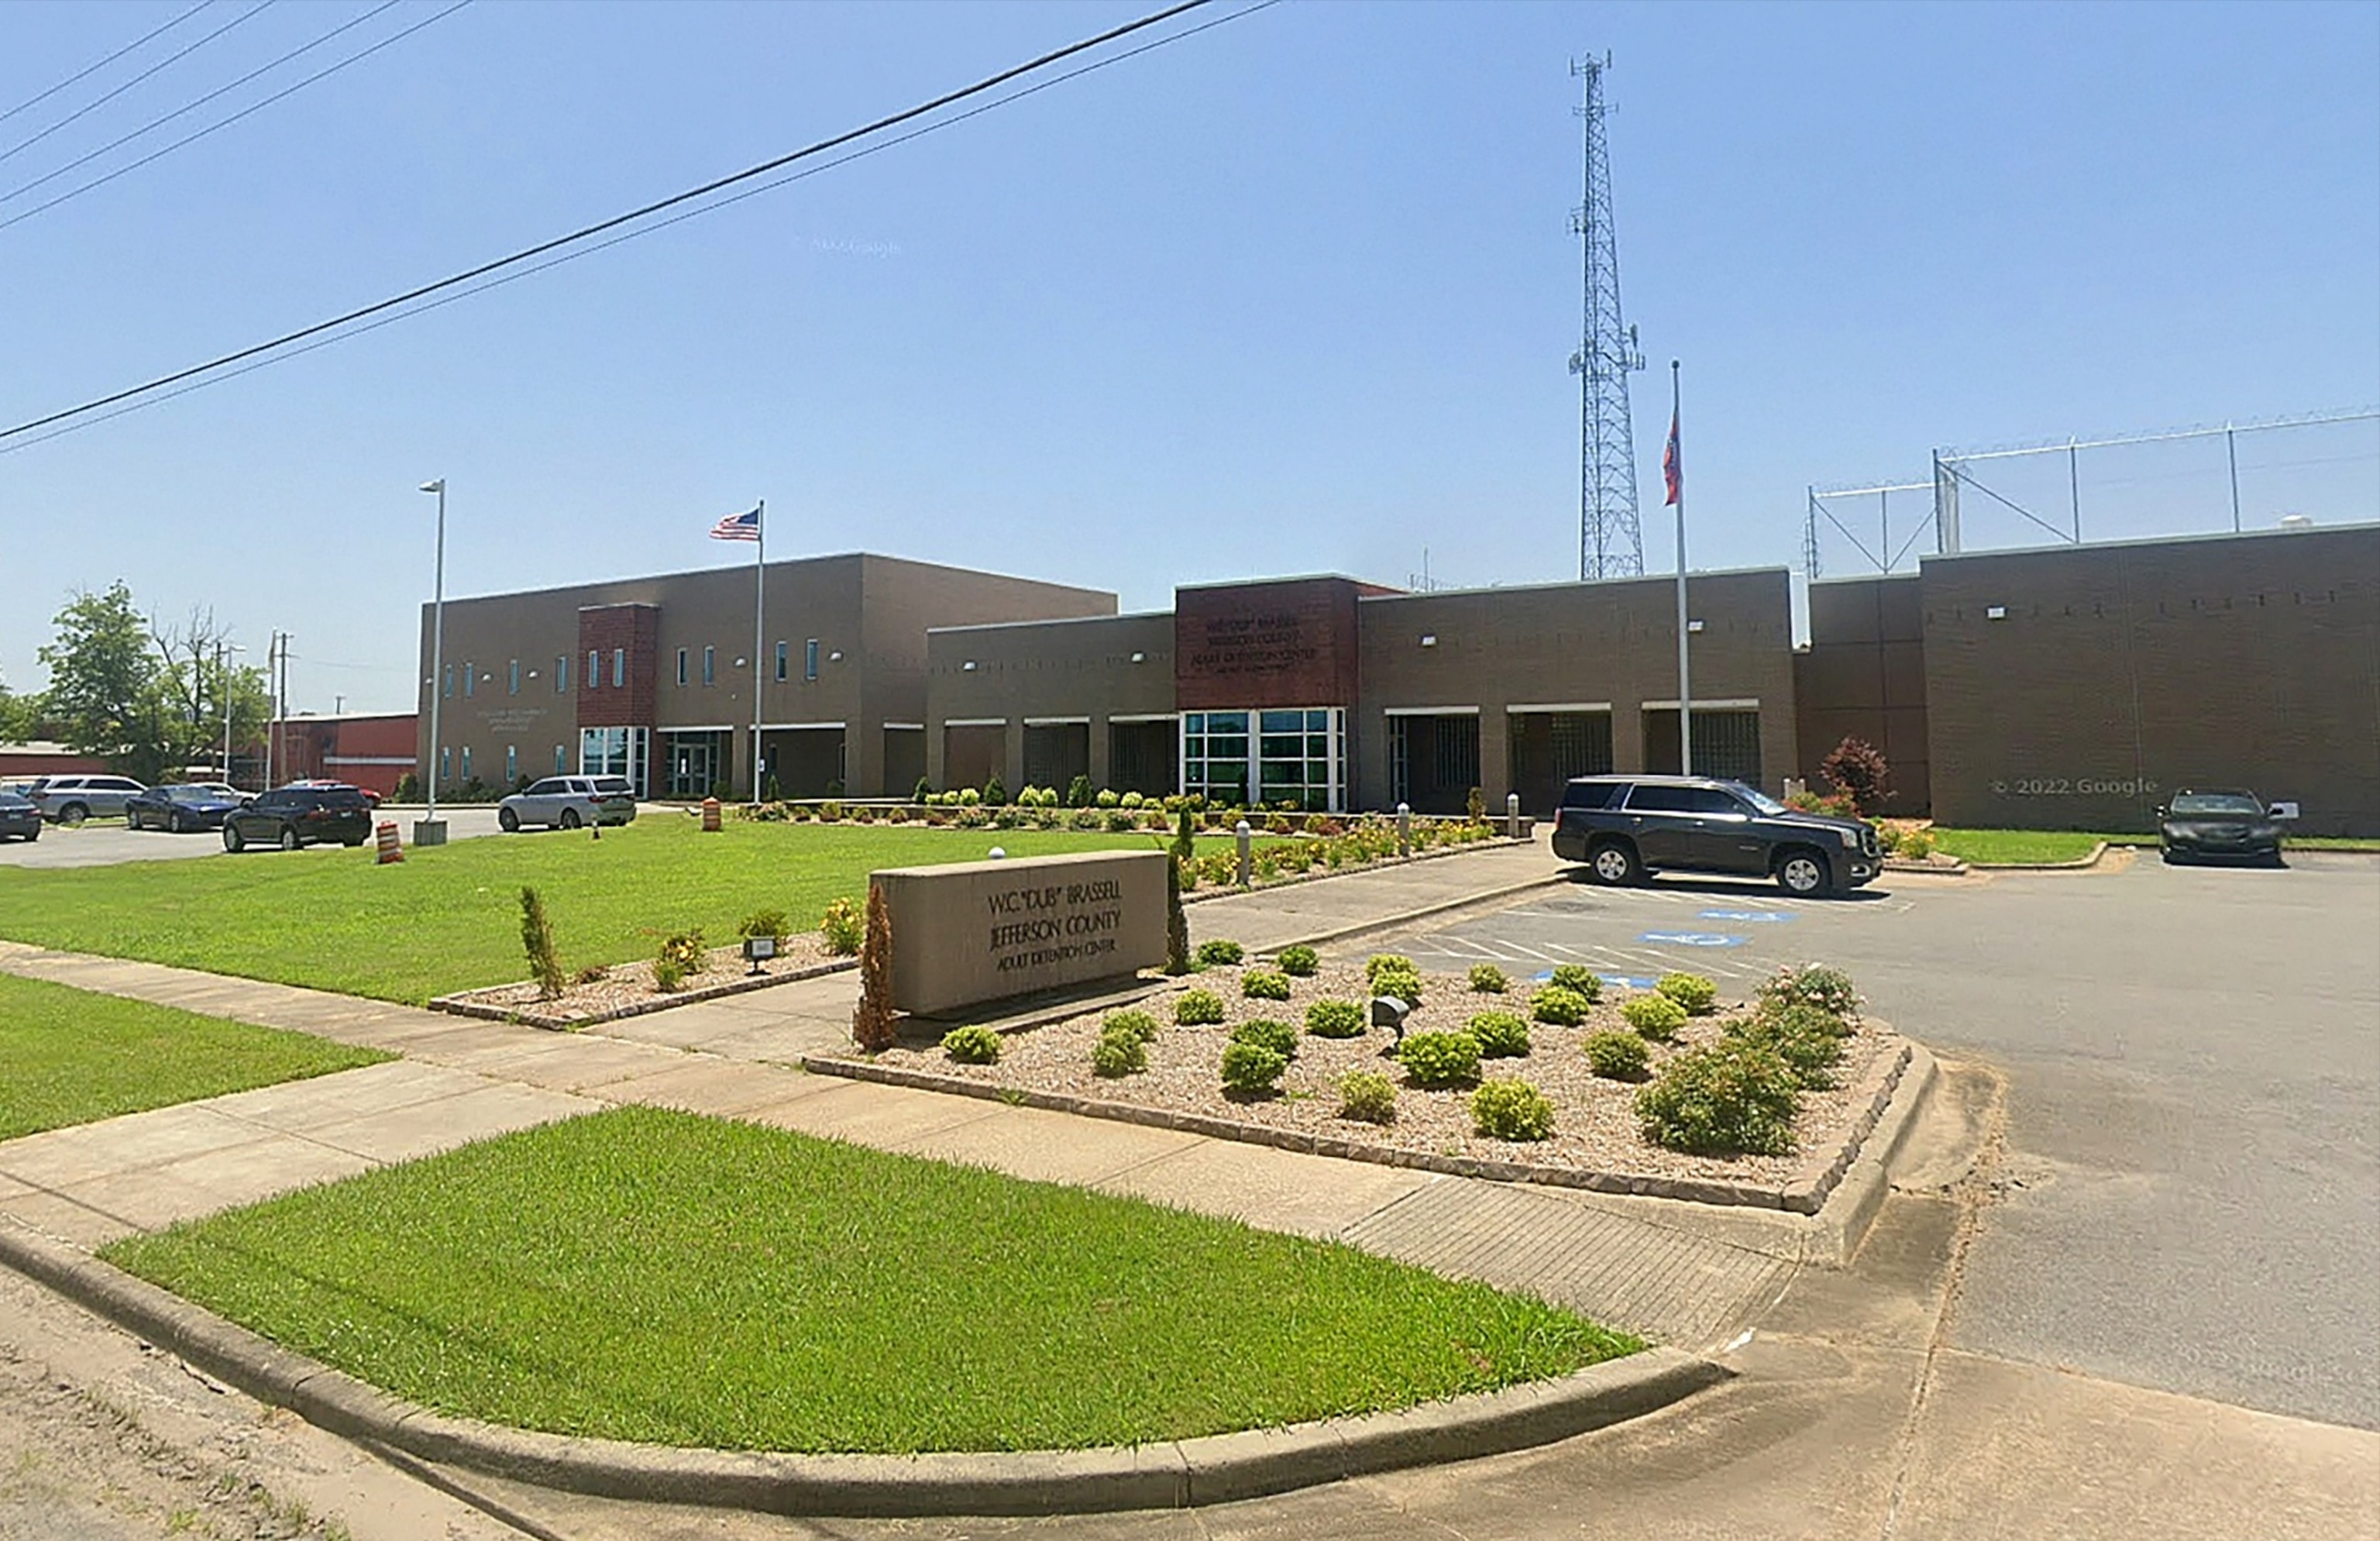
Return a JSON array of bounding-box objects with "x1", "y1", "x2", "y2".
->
[
  {"x1": 29, "y1": 774, "x2": 147, "y2": 824},
  {"x1": 497, "y1": 775, "x2": 638, "y2": 832}
]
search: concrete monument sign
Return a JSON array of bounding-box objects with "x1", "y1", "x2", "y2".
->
[{"x1": 872, "y1": 850, "x2": 1168, "y2": 1016}]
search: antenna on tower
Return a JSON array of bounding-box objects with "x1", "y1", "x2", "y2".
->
[{"x1": 1569, "y1": 52, "x2": 1646, "y2": 580}]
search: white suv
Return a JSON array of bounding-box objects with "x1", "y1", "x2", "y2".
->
[
  {"x1": 497, "y1": 776, "x2": 638, "y2": 832},
  {"x1": 29, "y1": 774, "x2": 148, "y2": 824}
]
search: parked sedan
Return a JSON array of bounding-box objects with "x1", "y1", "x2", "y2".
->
[
  {"x1": 126, "y1": 783, "x2": 246, "y2": 833},
  {"x1": 497, "y1": 775, "x2": 638, "y2": 831},
  {"x1": 2159, "y1": 789, "x2": 2290, "y2": 865},
  {"x1": 222, "y1": 784, "x2": 373, "y2": 851},
  {"x1": 0, "y1": 792, "x2": 40, "y2": 842}
]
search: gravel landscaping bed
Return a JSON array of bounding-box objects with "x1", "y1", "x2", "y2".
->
[
  {"x1": 831, "y1": 957, "x2": 1904, "y2": 1198},
  {"x1": 432, "y1": 934, "x2": 851, "y2": 1029}
]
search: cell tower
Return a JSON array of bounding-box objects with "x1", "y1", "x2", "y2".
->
[{"x1": 1568, "y1": 53, "x2": 1646, "y2": 580}]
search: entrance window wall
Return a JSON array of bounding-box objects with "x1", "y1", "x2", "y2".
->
[
  {"x1": 580, "y1": 726, "x2": 650, "y2": 797},
  {"x1": 664, "y1": 731, "x2": 729, "y2": 799},
  {"x1": 1183, "y1": 708, "x2": 1344, "y2": 811}
]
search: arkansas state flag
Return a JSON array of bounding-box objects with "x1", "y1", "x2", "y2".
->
[{"x1": 1662, "y1": 406, "x2": 1682, "y2": 507}]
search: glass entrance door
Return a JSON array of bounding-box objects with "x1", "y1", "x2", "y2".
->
[{"x1": 665, "y1": 731, "x2": 724, "y2": 799}]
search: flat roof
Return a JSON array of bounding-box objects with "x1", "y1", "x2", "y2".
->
[
  {"x1": 1918, "y1": 520, "x2": 2378, "y2": 566},
  {"x1": 927, "y1": 608, "x2": 1174, "y2": 637},
  {"x1": 1357, "y1": 563, "x2": 1793, "y2": 603},
  {"x1": 434, "y1": 549, "x2": 1116, "y2": 607}
]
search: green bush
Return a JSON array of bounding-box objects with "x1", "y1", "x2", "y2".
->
[
  {"x1": 1726, "y1": 1006, "x2": 1848, "y2": 1089},
  {"x1": 1240, "y1": 969, "x2": 1292, "y2": 1001},
  {"x1": 1757, "y1": 963, "x2": 1861, "y2": 1020},
  {"x1": 1634, "y1": 1041, "x2": 1801, "y2": 1156},
  {"x1": 818, "y1": 899, "x2": 863, "y2": 957},
  {"x1": 1276, "y1": 944, "x2": 1319, "y2": 977},
  {"x1": 1067, "y1": 774, "x2": 1095, "y2": 808},
  {"x1": 1196, "y1": 938, "x2": 1245, "y2": 967},
  {"x1": 1546, "y1": 964, "x2": 1603, "y2": 1002},
  {"x1": 982, "y1": 774, "x2": 1006, "y2": 807},
  {"x1": 1656, "y1": 972, "x2": 1718, "y2": 1015},
  {"x1": 1220, "y1": 1040, "x2": 1288, "y2": 1095},
  {"x1": 1336, "y1": 1070, "x2": 1397, "y2": 1124},
  {"x1": 1091, "y1": 1029, "x2": 1147, "y2": 1078},
  {"x1": 1175, "y1": 989, "x2": 1226, "y2": 1026},
  {"x1": 1467, "y1": 1010, "x2": 1532, "y2": 1058},
  {"x1": 1304, "y1": 999, "x2": 1367, "y2": 1039},
  {"x1": 1399, "y1": 1030, "x2": 1483, "y2": 1089},
  {"x1": 1581, "y1": 1030, "x2": 1651, "y2": 1080},
  {"x1": 1467, "y1": 962, "x2": 1509, "y2": 995},
  {"x1": 1229, "y1": 1017, "x2": 1298, "y2": 1060},
  {"x1": 738, "y1": 909, "x2": 791, "y2": 947},
  {"x1": 1529, "y1": 985, "x2": 1592, "y2": 1027},
  {"x1": 1897, "y1": 827, "x2": 1937, "y2": 860},
  {"x1": 1470, "y1": 1078, "x2": 1556, "y2": 1141},
  {"x1": 1622, "y1": 992, "x2": 1689, "y2": 1041},
  {"x1": 941, "y1": 1026, "x2": 1003, "y2": 1065},
  {"x1": 658, "y1": 929, "x2": 708, "y2": 976},
  {"x1": 1095, "y1": 787, "x2": 1121, "y2": 809},
  {"x1": 1101, "y1": 1008, "x2": 1160, "y2": 1043},
  {"x1": 519, "y1": 886, "x2": 565, "y2": 1001},
  {"x1": 1364, "y1": 954, "x2": 1419, "y2": 990}
]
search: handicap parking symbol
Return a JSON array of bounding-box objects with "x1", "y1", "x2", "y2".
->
[
  {"x1": 1534, "y1": 968, "x2": 1659, "y2": 990},
  {"x1": 1638, "y1": 930, "x2": 1747, "y2": 948},
  {"x1": 1698, "y1": 909, "x2": 1794, "y2": 924}
]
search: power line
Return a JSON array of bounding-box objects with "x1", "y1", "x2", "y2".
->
[
  {"x1": 0, "y1": 0, "x2": 1257, "y2": 450},
  {"x1": 0, "y1": 0, "x2": 213, "y2": 130},
  {"x1": 0, "y1": 1, "x2": 467, "y2": 233},
  {"x1": 0, "y1": 1, "x2": 274, "y2": 169},
  {"x1": 1, "y1": 0, "x2": 405, "y2": 211}
]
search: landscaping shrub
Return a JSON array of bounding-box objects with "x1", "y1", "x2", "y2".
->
[
  {"x1": 1219, "y1": 1041, "x2": 1288, "y2": 1095},
  {"x1": 1470, "y1": 1078, "x2": 1555, "y2": 1141},
  {"x1": 941, "y1": 1026, "x2": 1003, "y2": 1065},
  {"x1": 1365, "y1": 954, "x2": 1423, "y2": 1004},
  {"x1": 1546, "y1": 964, "x2": 1603, "y2": 1001},
  {"x1": 1164, "y1": 860, "x2": 1192, "y2": 975},
  {"x1": 1091, "y1": 1028, "x2": 1147, "y2": 1078},
  {"x1": 652, "y1": 955, "x2": 689, "y2": 992},
  {"x1": 1728, "y1": 1006, "x2": 1849, "y2": 1089},
  {"x1": 1304, "y1": 998, "x2": 1367, "y2": 1039},
  {"x1": 850, "y1": 884, "x2": 897, "y2": 1052},
  {"x1": 818, "y1": 899, "x2": 863, "y2": 957},
  {"x1": 1634, "y1": 1041, "x2": 1800, "y2": 1156},
  {"x1": 1582, "y1": 1030, "x2": 1651, "y2": 1080},
  {"x1": 1364, "y1": 954, "x2": 1419, "y2": 990},
  {"x1": 658, "y1": 929, "x2": 707, "y2": 977},
  {"x1": 1276, "y1": 944, "x2": 1319, "y2": 977},
  {"x1": 1821, "y1": 736, "x2": 1892, "y2": 817},
  {"x1": 1655, "y1": 972, "x2": 1718, "y2": 1015},
  {"x1": 1229, "y1": 1017, "x2": 1298, "y2": 1060},
  {"x1": 1757, "y1": 963, "x2": 1862, "y2": 1020},
  {"x1": 982, "y1": 775, "x2": 1006, "y2": 807},
  {"x1": 1067, "y1": 774, "x2": 1095, "y2": 808},
  {"x1": 1095, "y1": 788, "x2": 1120, "y2": 809},
  {"x1": 1175, "y1": 989, "x2": 1226, "y2": 1026},
  {"x1": 1467, "y1": 962, "x2": 1509, "y2": 994},
  {"x1": 1467, "y1": 1010, "x2": 1532, "y2": 1058},
  {"x1": 1101, "y1": 1008, "x2": 1160, "y2": 1043},
  {"x1": 519, "y1": 886, "x2": 565, "y2": 1001},
  {"x1": 738, "y1": 910, "x2": 791, "y2": 947},
  {"x1": 1897, "y1": 827, "x2": 1937, "y2": 861},
  {"x1": 1196, "y1": 938, "x2": 1245, "y2": 967},
  {"x1": 1399, "y1": 1030, "x2": 1482, "y2": 1089},
  {"x1": 1336, "y1": 1070, "x2": 1397, "y2": 1124},
  {"x1": 913, "y1": 777, "x2": 932, "y2": 803},
  {"x1": 1529, "y1": 985, "x2": 1591, "y2": 1027},
  {"x1": 1622, "y1": 992, "x2": 1688, "y2": 1041},
  {"x1": 1240, "y1": 969, "x2": 1291, "y2": 1001}
]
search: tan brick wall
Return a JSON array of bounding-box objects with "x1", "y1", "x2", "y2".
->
[{"x1": 1796, "y1": 575, "x2": 1931, "y2": 814}]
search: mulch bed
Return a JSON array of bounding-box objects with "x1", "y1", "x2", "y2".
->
[{"x1": 431, "y1": 934, "x2": 853, "y2": 1030}]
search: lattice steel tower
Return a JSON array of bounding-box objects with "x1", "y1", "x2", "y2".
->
[{"x1": 1568, "y1": 53, "x2": 1645, "y2": 579}]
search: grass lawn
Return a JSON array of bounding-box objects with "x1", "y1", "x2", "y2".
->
[
  {"x1": 0, "y1": 974, "x2": 390, "y2": 1142},
  {"x1": 1925, "y1": 828, "x2": 2125, "y2": 864},
  {"x1": 103, "y1": 1107, "x2": 1638, "y2": 1453},
  {"x1": 0, "y1": 818, "x2": 1163, "y2": 1005}
]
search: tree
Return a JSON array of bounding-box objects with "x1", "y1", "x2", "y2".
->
[
  {"x1": 36, "y1": 583, "x2": 155, "y2": 772},
  {"x1": 0, "y1": 674, "x2": 40, "y2": 742},
  {"x1": 1820, "y1": 737, "x2": 1893, "y2": 817},
  {"x1": 850, "y1": 882, "x2": 899, "y2": 1052},
  {"x1": 146, "y1": 606, "x2": 270, "y2": 780}
]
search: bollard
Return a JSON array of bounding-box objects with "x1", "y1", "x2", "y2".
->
[
  {"x1": 700, "y1": 796, "x2": 722, "y2": 833},
  {"x1": 1507, "y1": 791, "x2": 1522, "y2": 839},
  {"x1": 1235, "y1": 820, "x2": 1253, "y2": 886},
  {"x1": 1396, "y1": 802, "x2": 1412, "y2": 857},
  {"x1": 988, "y1": 846, "x2": 1007, "y2": 860},
  {"x1": 373, "y1": 820, "x2": 404, "y2": 865}
]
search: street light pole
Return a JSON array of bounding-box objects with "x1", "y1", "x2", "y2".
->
[
  {"x1": 218, "y1": 642, "x2": 245, "y2": 786},
  {"x1": 418, "y1": 479, "x2": 449, "y2": 845}
]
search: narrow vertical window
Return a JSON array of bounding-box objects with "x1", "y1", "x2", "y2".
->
[
  {"x1": 460, "y1": 745, "x2": 472, "y2": 782},
  {"x1": 440, "y1": 747, "x2": 451, "y2": 782},
  {"x1": 703, "y1": 646, "x2": 715, "y2": 686},
  {"x1": 587, "y1": 651, "x2": 600, "y2": 690},
  {"x1": 463, "y1": 662, "x2": 475, "y2": 698},
  {"x1": 775, "y1": 641, "x2": 788, "y2": 682},
  {"x1": 612, "y1": 648, "x2": 625, "y2": 687},
  {"x1": 505, "y1": 745, "x2": 517, "y2": 783},
  {"x1": 508, "y1": 659, "x2": 521, "y2": 695},
  {"x1": 442, "y1": 665, "x2": 453, "y2": 698},
  {"x1": 555, "y1": 655, "x2": 569, "y2": 693},
  {"x1": 805, "y1": 638, "x2": 820, "y2": 681},
  {"x1": 676, "y1": 648, "x2": 688, "y2": 686}
]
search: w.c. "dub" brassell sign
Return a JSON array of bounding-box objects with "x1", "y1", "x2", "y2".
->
[{"x1": 870, "y1": 851, "x2": 1167, "y2": 1016}]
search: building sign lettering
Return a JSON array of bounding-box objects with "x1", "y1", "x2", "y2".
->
[
  {"x1": 1186, "y1": 611, "x2": 1320, "y2": 679},
  {"x1": 873, "y1": 852, "x2": 1166, "y2": 1016}
]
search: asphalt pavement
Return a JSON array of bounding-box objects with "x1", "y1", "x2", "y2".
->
[{"x1": 0, "y1": 806, "x2": 510, "y2": 869}]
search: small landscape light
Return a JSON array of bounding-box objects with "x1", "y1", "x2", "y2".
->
[
  {"x1": 988, "y1": 846, "x2": 1007, "y2": 860},
  {"x1": 742, "y1": 934, "x2": 777, "y2": 975},
  {"x1": 1371, "y1": 995, "x2": 1413, "y2": 1048}
]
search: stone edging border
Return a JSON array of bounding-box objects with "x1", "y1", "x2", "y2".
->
[
  {"x1": 1964, "y1": 840, "x2": 2111, "y2": 872},
  {"x1": 0, "y1": 1221, "x2": 1726, "y2": 1517},
  {"x1": 806, "y1": 1037, "x2": 1914, "y2": 1216},
  {"x1": 1880, "y1": 857, "x2": 1969, "y2": 876},
  {"x1": 428, "y1": 957, "x2": 856, "y2": 1030}
]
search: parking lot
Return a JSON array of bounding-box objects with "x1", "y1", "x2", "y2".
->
[
  {"x1": 1395, "y1": 848, "x2": 2380, "y2": 1431},
  {"x1": 0, "y1": 807, "x2": 510, "y2": 870}
]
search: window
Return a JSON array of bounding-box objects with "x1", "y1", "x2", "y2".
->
[
  {"x1": 555, "y1": 655, "x2": 569, "y2": 693},
  {"x1": 676, "y1": 648, "x2": 688, "y2": 686},
  {"x1": 702, "y1": 645, "x2": 715, "y2": 686},
  {"x1": 553, "y1": 745, "x2": 566, "y2": 773},
  {"x1": 463, "y1": 663, "x2": 474, "y2": 698},
  {"x1": 508, "y1": 659, "x2": 521, "y2": 695},
  {"x1": 586, "y1": 651, "x2": 600, "y2": 690},
  {"x1": 577, "y1": 726, "x2": 649, "y2": 798},
  {"x1": 1560, "y1": 779, "x2": 1625, "y2": 810},
  {"x1": 1181, "y1": 707, "x2": 1343, "y2": 811},
  {"x1": 612, "y1": 648, "x2": 626, "y2": 688},
  {"x1": 505, "y1": 745, "x2": 517, "y2": 784},
  {"x1": 439, "y1": 746, "x2": 451, "y2": 783},
  {"x1": 775, "y1": 641, "x2": 789, "y2": 682},
  {"x1": 459, "y1": 745, "x2": 472, "y2": 782},
  {"x1": 1687, "y1": 786, "x2": 1748, "y2": 815},
  {"x1": 805, "y1": 638, "x2": 820, "y2": 680},
  {"x1": 1625, "y1": 784, "x2": 1697, "y2": 813},
  {"x1": 442, "y1": 664, "x2": 453, "y2": 698}
]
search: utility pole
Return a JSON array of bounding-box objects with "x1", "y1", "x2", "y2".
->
[{"x1": 1570, "y1": 52, "x2": 1646, "y2": 580}]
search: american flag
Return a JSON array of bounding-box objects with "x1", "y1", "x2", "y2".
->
[
  {"x1": 709, "y1": 504, "x2": 762, "y2": 542},
  {"x1": 1661, "y1": 406, "x2": 1683, "y2": 507}
]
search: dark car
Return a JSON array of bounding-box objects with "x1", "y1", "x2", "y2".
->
[
  {"x1": 1550, "y1": 774, "x2": 1882, "y2": 896},
  {"x1": 222, "y1": 784, "x2": 374, "y2": 852},
  {"x1": 2158, "y1": 789, "x2": 2289, "y2": 865},
  {"x1": 126, "y1": 783, "x2": 246, "y2": 833},
  {"x1": 0, "y1": 791, "x2": 40, "y2": 842}
]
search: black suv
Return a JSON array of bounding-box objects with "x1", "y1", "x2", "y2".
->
[
  {"x1": 222, "y1": 785, "x2": 374, "y2": 852},
  {"x1": 1551, "y1": 775, "x2": 1881, "y2": 896}
]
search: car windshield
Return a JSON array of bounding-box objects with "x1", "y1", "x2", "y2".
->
[
  {"x1": 2170, "y1": 793, "x2": 2263, "y2": 817},
  {"x1": 1735, "y1": 784, "x2": 1790, "y2": 815},
  {"x1": 164, "y1": 786, "x2": 215, "y2": 803}
]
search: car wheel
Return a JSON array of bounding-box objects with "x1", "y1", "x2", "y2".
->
[
  {"x1": 279, "y1": 825, "x2": 301, "y2": 851},
  {"x1": 223, "y1": 824, "x2": 245, "y2": 853},
  {"x1": 1587, "y1": 839, "x2": 1641, "y2": 886},
  {"x1": 559, "y1": 807, "x2": 583, "y2": 831},
  {"x1": 498, "y1": 807, "x2": 521, "y2": 833},
  {"x1": 342, "y1": 835, "x2": 366, "y2": 848},
  {"x1": 1776, "y1": 848, "x2": 1835, "y2": 896},
  {"x1": 59, "y1": 802, "x2": 88, "y2": 827}
]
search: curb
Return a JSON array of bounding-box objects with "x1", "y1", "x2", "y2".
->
[
  {"x1": 1238, "y1": 869, "x2": 1571, "y2": 958},
  {"x1": 0, "y1": 1219, "x2": 1725, "y2": 1517},
  {"x1": 1179, "y1": 836, "x2": 1538, "y2": 910},
  {"x1": 429, "y1": 956, "x2": 856, "y2": 1030},
  {"x1": 1962, "y1": 841, "x2": 2112, "y2": 872},
  {"x1": 1798, "y1": 1044, "x2": 1938, "y2": 1268},
  {"x1": 807, "y1": 1037, "x2": 1914, "y2": 1217}
]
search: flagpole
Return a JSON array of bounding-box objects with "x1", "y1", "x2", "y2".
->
[
  {"x1": 752, "y1": 500, "x2": 765, "y2": 806},
  {"x1": 1670, "y1": 359, "x2": 1691, "y2": 779}
]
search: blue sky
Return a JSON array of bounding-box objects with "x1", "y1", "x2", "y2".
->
[{"x1": 2, "y1": 0, "x2": 2374, "y2": 714}]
